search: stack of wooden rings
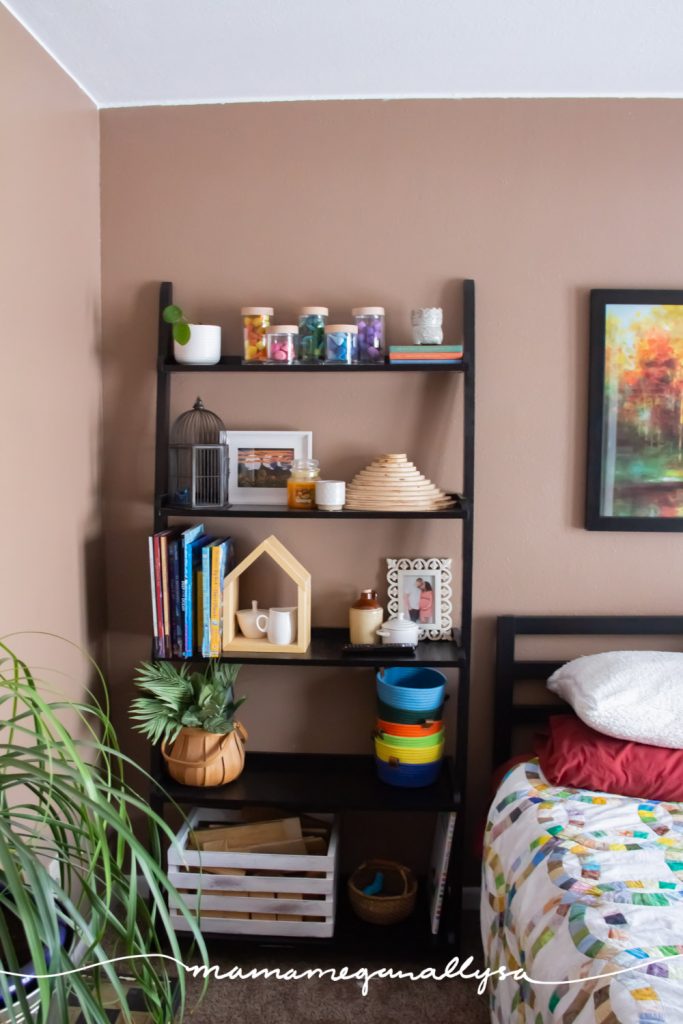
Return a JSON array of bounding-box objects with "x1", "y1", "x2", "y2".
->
[{"x1": 344, "y1": 454, "x2": 455, "y2": 512}]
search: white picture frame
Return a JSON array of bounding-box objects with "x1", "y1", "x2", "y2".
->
[
  {"x1": 386, "y1": 558, "x2": 453, "y2": 641},
  {"x1": 220, "y1": 430, "x2": 313, "y2": 505}
]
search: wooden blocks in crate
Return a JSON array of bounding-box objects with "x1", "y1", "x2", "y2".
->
[
  {"x1": 168, "y1": 807, "x2": 339, "y2": 938},
  {"x1": 222, "y1": 535, "x2": 311, "y2": 654}
]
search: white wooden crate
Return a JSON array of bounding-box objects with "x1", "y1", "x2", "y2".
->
[{"x1": 167, "y1": 807, "x2": 339, "y2": 938}]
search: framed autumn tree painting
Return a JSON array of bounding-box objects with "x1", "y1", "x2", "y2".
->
[{"x1": 586, "y1": 289, "x2": 683, "y2": 530}]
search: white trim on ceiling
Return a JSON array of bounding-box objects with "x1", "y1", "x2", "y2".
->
[{"x1": 99, "y1": 93, "x2": 683, "y2": 110}]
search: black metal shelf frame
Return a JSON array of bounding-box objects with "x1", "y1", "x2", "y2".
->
[{"x1": 151, "y1": 279, "x2": 475, "y2": 951}]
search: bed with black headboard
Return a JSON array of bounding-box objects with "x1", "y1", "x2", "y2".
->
[{"x1": 482, "y1": 614, "x2": 683, "y2": 1024}]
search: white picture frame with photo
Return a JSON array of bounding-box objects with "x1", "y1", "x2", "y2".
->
[
  {"x1": 386, "y1": 557, "x2": 453, "y2": 641},
  {"x1": 220, "y1": 430, "x2": 313, "y2": 505}
]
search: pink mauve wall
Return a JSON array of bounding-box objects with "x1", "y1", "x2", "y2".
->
[
  {"x1": 99, "y1": 100, "x2": 683, "y2": 872},
  {"x1": 0, "y1": 7, "x2": 103, "y2": 698}
]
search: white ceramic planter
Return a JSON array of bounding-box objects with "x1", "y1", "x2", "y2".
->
[{"x1": 173, "y1": 324, "x2": 221, "y2": 365}]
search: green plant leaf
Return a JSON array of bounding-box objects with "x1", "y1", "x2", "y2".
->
[
  {"x1": 0, "y1": 636, "x2": 209, "y2": 1023},
  {"x1": 161, "y1": 304, "x2": 183, "y2": 324},
  {"x1": 173, "y1": 322, "x2": 191, "y2": 345}
]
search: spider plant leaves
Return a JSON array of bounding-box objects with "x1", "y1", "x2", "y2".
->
[{"x1": 0, "y1": 638, "x2": 208, "y2": 1024}]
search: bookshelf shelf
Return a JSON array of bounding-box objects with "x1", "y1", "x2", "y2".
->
[
  {"x1": 155, "y1": 627, "x2": 465, "y2": 668},
  {"x1": 151, "y1": 753, "x2": 459, "y2": 814},
  {"x1": 159, "y1": 495, "x2": 469, "y2": 521},
  {"x1": 162, "y1": 355, "x2": 466, "y2": 374}
]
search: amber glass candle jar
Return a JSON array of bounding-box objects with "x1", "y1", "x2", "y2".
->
[{"x1": 287, "y1": 458, "x2": 320, "y2": 509}]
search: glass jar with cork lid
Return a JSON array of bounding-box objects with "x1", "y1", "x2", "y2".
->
[{"x1": 287, "y1": 458, "x2": 320, "y2": 509}]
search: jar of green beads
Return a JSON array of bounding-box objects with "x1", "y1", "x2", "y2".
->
[{"x1": 297, "y1": 306, "x2": 328, "y2": 363}]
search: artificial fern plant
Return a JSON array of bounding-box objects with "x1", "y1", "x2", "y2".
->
[{"x1": 130, "y1": 660, "x2": 245, "y2": 745}]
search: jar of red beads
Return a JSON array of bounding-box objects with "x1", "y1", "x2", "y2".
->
[{"x1": 266, "y1": 325, "x2": 298, "y2": 364}]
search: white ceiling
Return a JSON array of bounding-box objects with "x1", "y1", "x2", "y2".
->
[{"x1": 4, "y1": 0, "x2": 683, "y2": 109}]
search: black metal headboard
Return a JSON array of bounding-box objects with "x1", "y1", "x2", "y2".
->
[{"x1": 494, "y1": 615, "x2": 683, "y2": 765}]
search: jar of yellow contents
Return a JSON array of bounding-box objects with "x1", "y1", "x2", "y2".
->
[
  {"x1": 287, "y1": 458, "x2": 320, "y2": 509},
  {"x1": 242, "y1": 306, "x2": 274, "y2": 363}
]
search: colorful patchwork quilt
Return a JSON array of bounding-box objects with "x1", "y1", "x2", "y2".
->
[{"x1": 481, "y1": 759, "x2": 683, "y2": 1022}]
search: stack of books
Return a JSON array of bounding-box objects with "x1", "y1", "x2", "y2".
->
[
  {"x1": 148, "y1": 525, "x2": 235, "y2": 659},
  {"x1": 389, "y1": 344, "x2": 463, "y2": 365}
]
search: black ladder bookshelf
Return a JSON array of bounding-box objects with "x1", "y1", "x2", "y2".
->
[{"x1": 149, "y1": 279, "x2": 475, "y2": 953}]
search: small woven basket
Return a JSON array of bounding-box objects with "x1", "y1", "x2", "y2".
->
[{"x1": 347, "y1": 859, "x2": 417, "y2": 925}]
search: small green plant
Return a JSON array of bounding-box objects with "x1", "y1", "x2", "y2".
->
[
  {"x1": 130, "y1": 660, "x2": 245, "y2": 745},
  {"x1": 162, "y1": 304, "x2": 191, "y2": 345}
]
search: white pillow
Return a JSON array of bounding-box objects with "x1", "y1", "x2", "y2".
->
[{"x1": 547, "y1": 650, "x2": 683, "y2": 748}]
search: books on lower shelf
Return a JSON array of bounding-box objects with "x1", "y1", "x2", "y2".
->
[
  {"x1": 149, "y1": 526, "x2": 235, "y2": 658},
  {"x1": 429, "y1": 811, "x2": 457, "y2": 935}
]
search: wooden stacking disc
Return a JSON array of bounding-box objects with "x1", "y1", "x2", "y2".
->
[{"x1": 345, "y1": 454, "x2": 455, "y2": 512}]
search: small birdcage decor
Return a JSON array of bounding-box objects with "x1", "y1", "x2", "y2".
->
[{"x1": 168, "y1": 397, "x2": 230, "y2": 509}]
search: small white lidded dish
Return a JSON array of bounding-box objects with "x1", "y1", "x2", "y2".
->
[{"x1": 376, "y1": 613, "x2": 419, "y2": 646}]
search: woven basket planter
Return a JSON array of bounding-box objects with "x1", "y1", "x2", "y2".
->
[
  {"x1": 348, "y1": 859, "x2": 417, "y2": 925},
  {"x1": 161, "y1": 724, "x2": 247, "y2": 787}
]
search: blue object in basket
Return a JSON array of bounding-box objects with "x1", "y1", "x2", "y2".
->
[
  {"x1": 375, "y1": 757, "x2": 442, "y2": 788},
  {"x1": 376, "y1": 667, "x2": 446, "y2": 711},
  {"x1": 362, "y1": 871, "x2": 385, "y2": 896}
]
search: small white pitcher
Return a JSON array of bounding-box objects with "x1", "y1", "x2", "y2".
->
[{"x1": 256, "y1": 607, "x2": 298, "y2": 645}]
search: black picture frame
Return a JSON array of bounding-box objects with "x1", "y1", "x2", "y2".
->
[{"x1": 586, "y1": 288, "x2": 683, "y2": 531}]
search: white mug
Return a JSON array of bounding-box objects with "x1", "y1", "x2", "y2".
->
[{"x1": 256, "y1": 607, "x2": 297, "y2": 645}]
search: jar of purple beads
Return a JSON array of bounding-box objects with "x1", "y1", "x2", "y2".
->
[{"x1": 353, "y1": 307, "x2": 385, "y2": 364}]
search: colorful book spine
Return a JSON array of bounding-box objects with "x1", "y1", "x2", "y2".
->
[
  {"x1": 196, "y1": 568, "x2": 204, "y2": 655},
  {"x1": 209, "y1": 541, "x2": 228, "y2": 657},
  {"x1": 148, "y1": 537, "x2": 160, "y2": 658},
  {"x1": 152, "y1": 534, "x2": 165, "y2": 657},
  {"x1": 389, "y1": 351, "x2": 463, "y2": 359},
  {"x1": 168, "y1": 538, "x2": 183, "y2": 658},
  {"x1": 389, "y1": 344, "x2": 463, "y2": 353},
  {"x1": 159, "y1": 532, "x2": 173, "y2": 658},
  {"x1": 181, "y1": 524, "x2": 205, "y2": 658},
  {"x1": 201, "y1": 541, "x2": 217, "y2": 658}
]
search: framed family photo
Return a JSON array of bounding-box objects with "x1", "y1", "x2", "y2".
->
[
  {"x1": 220, "y1": 430, "x2": 313, "y2": 505},
  {"x1": 386, "y1": 557, "x2": 453, "y2": 640},
  {"x1": 586, "y1": 290, "x2": 683, "y2": 531}
]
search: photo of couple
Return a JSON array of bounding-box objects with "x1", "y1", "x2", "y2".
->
[{"x1": 402, "y1": 573, "x2": 436, "y2": 625}]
